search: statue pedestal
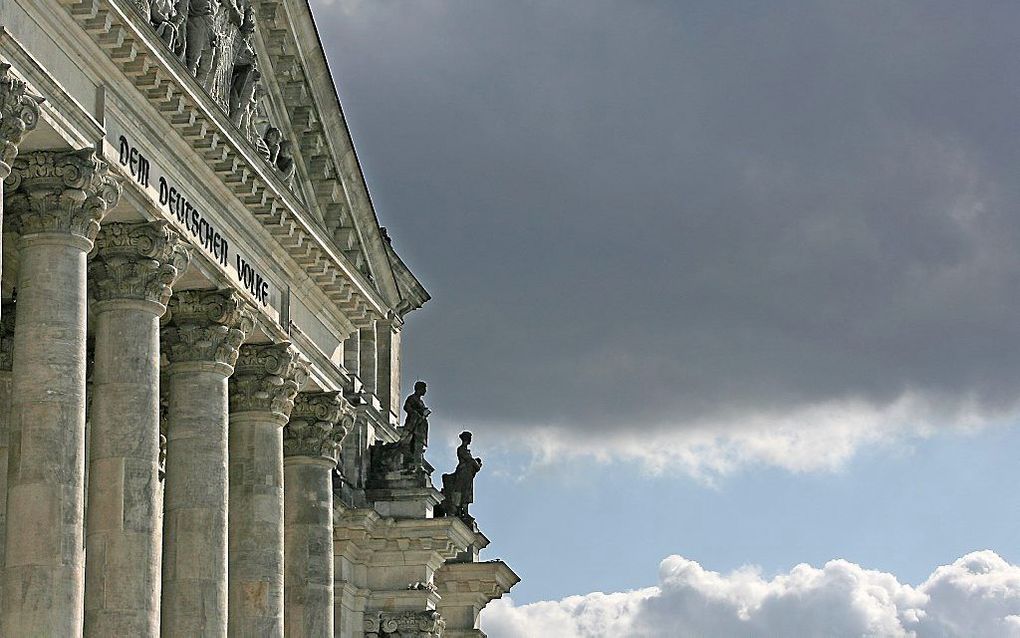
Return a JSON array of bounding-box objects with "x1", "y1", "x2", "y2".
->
[{"x1": 366, "y1": 462, "x2": 443, "y2": 519}]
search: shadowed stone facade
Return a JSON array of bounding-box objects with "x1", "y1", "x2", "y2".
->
[{"x1": 0, "y1": 0, "x2": 518, "y2": 635}]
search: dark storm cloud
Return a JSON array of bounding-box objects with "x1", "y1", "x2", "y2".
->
[{"x1": 313, "y1": 1, "x2": 1020, "y2": 443}]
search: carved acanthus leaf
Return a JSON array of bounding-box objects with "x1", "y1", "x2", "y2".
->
[
  {"x1": 363, "y1": 610, "x2": 445, "y2": 638},
  {"x1": 162, "y1": 289, "x2": 255, "y2": 367},
  {"x1": 5, "y1": 149, "x2": 122, "y2": 241},
  {"x1": 229, "y1": 342, "x2": 308, "y2": 418},
  {"x1": 284, "y1": 391, "x2": 352, "y2": 459},
  {"x1": 0, "y1": 64, "x2": 44, "y2": 168},
  {"x1": 89, "y1": 221, "x2": 192, "y2": 307}
]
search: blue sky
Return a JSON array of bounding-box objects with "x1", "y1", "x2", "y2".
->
[{"x1": 310, "y1": 1, "x2": 1020, "y2": 634}]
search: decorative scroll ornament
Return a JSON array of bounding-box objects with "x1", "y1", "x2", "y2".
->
[
  {"x1": 162, "y1": 289, "x2": 255, "y2": 367},
  {"x1": 0, "y1": 300, "x2": 14, "y2": 372},
  {"x1": 89, "y1": 221, "x2": 192, "y2": 307},
  {"x1": 229, "y1": 342, "x2": 308, "y2": 418},
  {"x1": 0, "y1": 64, "x2": 44, "y2": 170},
  {"x1": 5, "y1": 149, "x2": 122, "y2": 241},
  {"x1": 284, "y1": 391, "x2": 352, "y2": 460},
  {"x1": 363, "y1": 610, "x2": 445, "y2": 638}
]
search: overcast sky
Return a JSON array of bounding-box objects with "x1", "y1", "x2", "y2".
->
[{"x1": 310, "y1": 1, "x2": 1020, "y2": 635}]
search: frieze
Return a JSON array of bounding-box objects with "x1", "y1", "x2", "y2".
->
[
  {"x1": 89, "y1": 221, "x2": 192, "y2": 307},
  {"x1": 229, "y1": 342, "x2": 308, "y2": 418},
  {"x1": 4, "y1": 149, "x2": 122, "y2": 241},
  {"x1": 0, "y1": 63, "x2": 44, "y2": 170}
]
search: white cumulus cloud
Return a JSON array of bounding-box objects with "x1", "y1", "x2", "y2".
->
[{"x1": 483, "y1": 551, "x2": 1020, "y2": 638}]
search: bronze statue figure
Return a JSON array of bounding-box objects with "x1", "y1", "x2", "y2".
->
[{"x1": 398, "y1": 381, "x2": 430, "y2": 465}]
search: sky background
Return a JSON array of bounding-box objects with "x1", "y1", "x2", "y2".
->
[{"x1": 307, "y1": 1, "x2": 1020, "y2": 635}]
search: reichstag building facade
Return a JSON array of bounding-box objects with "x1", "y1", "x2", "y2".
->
[{"x1": 0, "y1": 0, "x2": 517, "y2": 635}]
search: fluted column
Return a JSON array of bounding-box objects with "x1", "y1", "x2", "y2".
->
[
  {"x1": 161, "y1": 290, "x2": 254, "y2": 637},
  {"x1": 227, "y1": 342, "x2": 307, "y2": 637},
  {"x1": 284, "y1": 391, "x2": 350, "y2": 637},
  {"x1": 1, "y1": 149, "x2": 120, "y2": 636},
  {"x1": 84, "y1": 222, "x2": 190, "y2": 637},
  {"x1": 0, "y1": 65, "x2": 43, "y2": 318},
  {"x1": 0, "y1": 301, "x2": 13, "y2": 606}
]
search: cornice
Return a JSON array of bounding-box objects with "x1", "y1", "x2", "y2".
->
[
  {"x1": 435, "y1": 560, "x2": 521, "y2": 600},
  {"x1": 55, "y1": 0, "x2": 384, "y2": 328}
]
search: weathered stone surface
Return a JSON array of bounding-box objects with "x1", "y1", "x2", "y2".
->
[
  {"x1": 284, "y1": 457, "x2": 336, "y2": 638},
  {"x1": 5, "y1": 149, "x2": 121, "y2": 241},
  {"x1": 163, "y1": 289, "x2": 255, "y2": 370},
  {"x1": 84, "y1": 221, "x2": 189, "y2": 637},
  {"x1": 0, "y1": 64, "x2": 44, "y2": 173},
  {"x1": 363, "y1": 610, "x2": 445, "y2": 638},
  {"x1": 284, "y1": 391, "x2": 351, "y2": 460},
  {"x1": 0, "y1": 301, "x2": 14, "y2": 608},
  {"x1": 161, "y1": 290, "x2": 254, "y2": 637},
  {"x1": 227, "y1": 342, "x2": 307, "y2": 637},
  {"x1": 88, "y1": 221, "x2": 191, "y2": 309},
  {"x1": 1, "y1": 150, "x2": 119, "y2": 637}
]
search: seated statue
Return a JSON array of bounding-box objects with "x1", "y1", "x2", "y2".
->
[
  {"x1": 150, "y1": 0, "x2": 179, "y2": 50},
  {"x1": 397, "y1": 381, "x2": 430, "y2": 468},
  {"x1": 275, "y1": 140, "x2": 296, "y2": 187},
  {"x1": 440, "y1": 431, "x2": 482, "y2": 523}
]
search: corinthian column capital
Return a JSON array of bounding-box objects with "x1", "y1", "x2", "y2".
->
[
  {"x1": 229, "y1": 342, "x2": 309, "y2": 421},
  {"x1": 0, "y1": 64, "x2": 44, "y2": 174},
  {"x1": 5, "y1": 149, "x2": 121, "y2": 242},
  {"x1": 284, "y1": 391, "x2": 352, "y2": 460},
  {"x1": 89, "y1": 221, "x2": 191, "y2": 310},
  {"x1": 162, "y1": 289, "x2": 255, "y2": 370}
]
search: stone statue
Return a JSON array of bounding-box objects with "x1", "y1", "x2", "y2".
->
[
  {"x1": 228, "y1": 3, "x2": 258, "y2": 128},
  {"x1": 275, "y1": 140, "x2": 296, "y2": 187},
  {"x1": 178, "y1": 0, "x2": 219, "y2": 77},
  {"x1": 398, "y1": 381, "x2": 430, "y2": 466},
  {"x1": 150, "y1": 0, "x2": 180, "y2": 50},
  {"x1": 262, "y1": 126, "x2": 282, "y2": 163},
  {"x1": 439, "y1": 431, "x2": 482, "y2": 523}
]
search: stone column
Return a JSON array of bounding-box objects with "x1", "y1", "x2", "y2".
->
[
  {"x1": 227, "y1": 342, "x2": 307, "y2": 637},
  {"x1": 0, "y1": 301, "x2": 13, "y2": 606},
  {"x1": 161, "y1": 290, "x2": 254, "y2": 637},
  {"x1": 84, "y1": 222, "x2": 190, "y2": 637},
  {"x1": 0, "y1": 65, "x2": 43, "y2": 315},
  {"x1": 1, "y1": 149, "x2": 120, "y2": 637},
  {"x1": 284, "y1": 391, "x2": 350, "y2": 637},
  {"x1": 359, "y1": 324, "x2": 377, "y2": 397}
]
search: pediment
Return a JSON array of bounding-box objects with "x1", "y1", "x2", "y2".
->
[{"x1": 137, "y1": 0, "x2": 425, "y2": 314}]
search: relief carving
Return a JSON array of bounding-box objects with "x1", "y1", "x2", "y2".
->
[
  {"x1": 4, "y1": 149, "x2": 122, "y2": 241},
  {"x1": 0, "y1": 64, "x2": 44, "y2": 171},
  {"x1": 89, "y1": 221, "x2": 192, "y2": 307},
  {"x1": 162, "y1": 289, "x2": 255, "y2": 367},
  {"x1": 284, "y1": 391, "x2": 352, "y2": 460},
  {"x1": 229, "y1": 342, "x2": 308, "y2": 418}
]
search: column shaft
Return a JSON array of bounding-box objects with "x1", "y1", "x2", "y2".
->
[
  {"x1": 3, "y1": 235, "x2": 90, "y2": 636},
  {"x1": 228, "y1": 414, "x2": 285, "y2": 635},
  {"x1": 0, "y1": 306, "x2": 13, "y2": 608},
  {"x1": 85, "y1": 307, "x2": 162, "y2": 635},
  {"x1": 284, "y1": 458, "x2": 336, "y2": 638},
  {"x1": 161, "y1": 365, "x2": 230, "y2": 636}
]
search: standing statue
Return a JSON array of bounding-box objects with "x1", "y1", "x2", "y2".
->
[
  {"x1": 398, "y1": 381, "x2": 430, "y2": 467},
  {"x1": 228, "y1": 3, "x2": 258, "y2": 128},
  {"x1": 150, "y1": 0, "x2": 180, "y2": 50},
  {"x1": 440, "y1": 431, "x2": 482, "y2": 523},
  {"x1": 178, "y1": 0, "x2": 219, "y2": 78}
]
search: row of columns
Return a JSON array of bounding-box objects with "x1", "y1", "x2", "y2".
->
[
  {"x1": 342, "y1": 315, "x2": 402, "y2": 418},
  {"x1": 0, "y1": 143, "x2": 352, "y2": 636}
]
